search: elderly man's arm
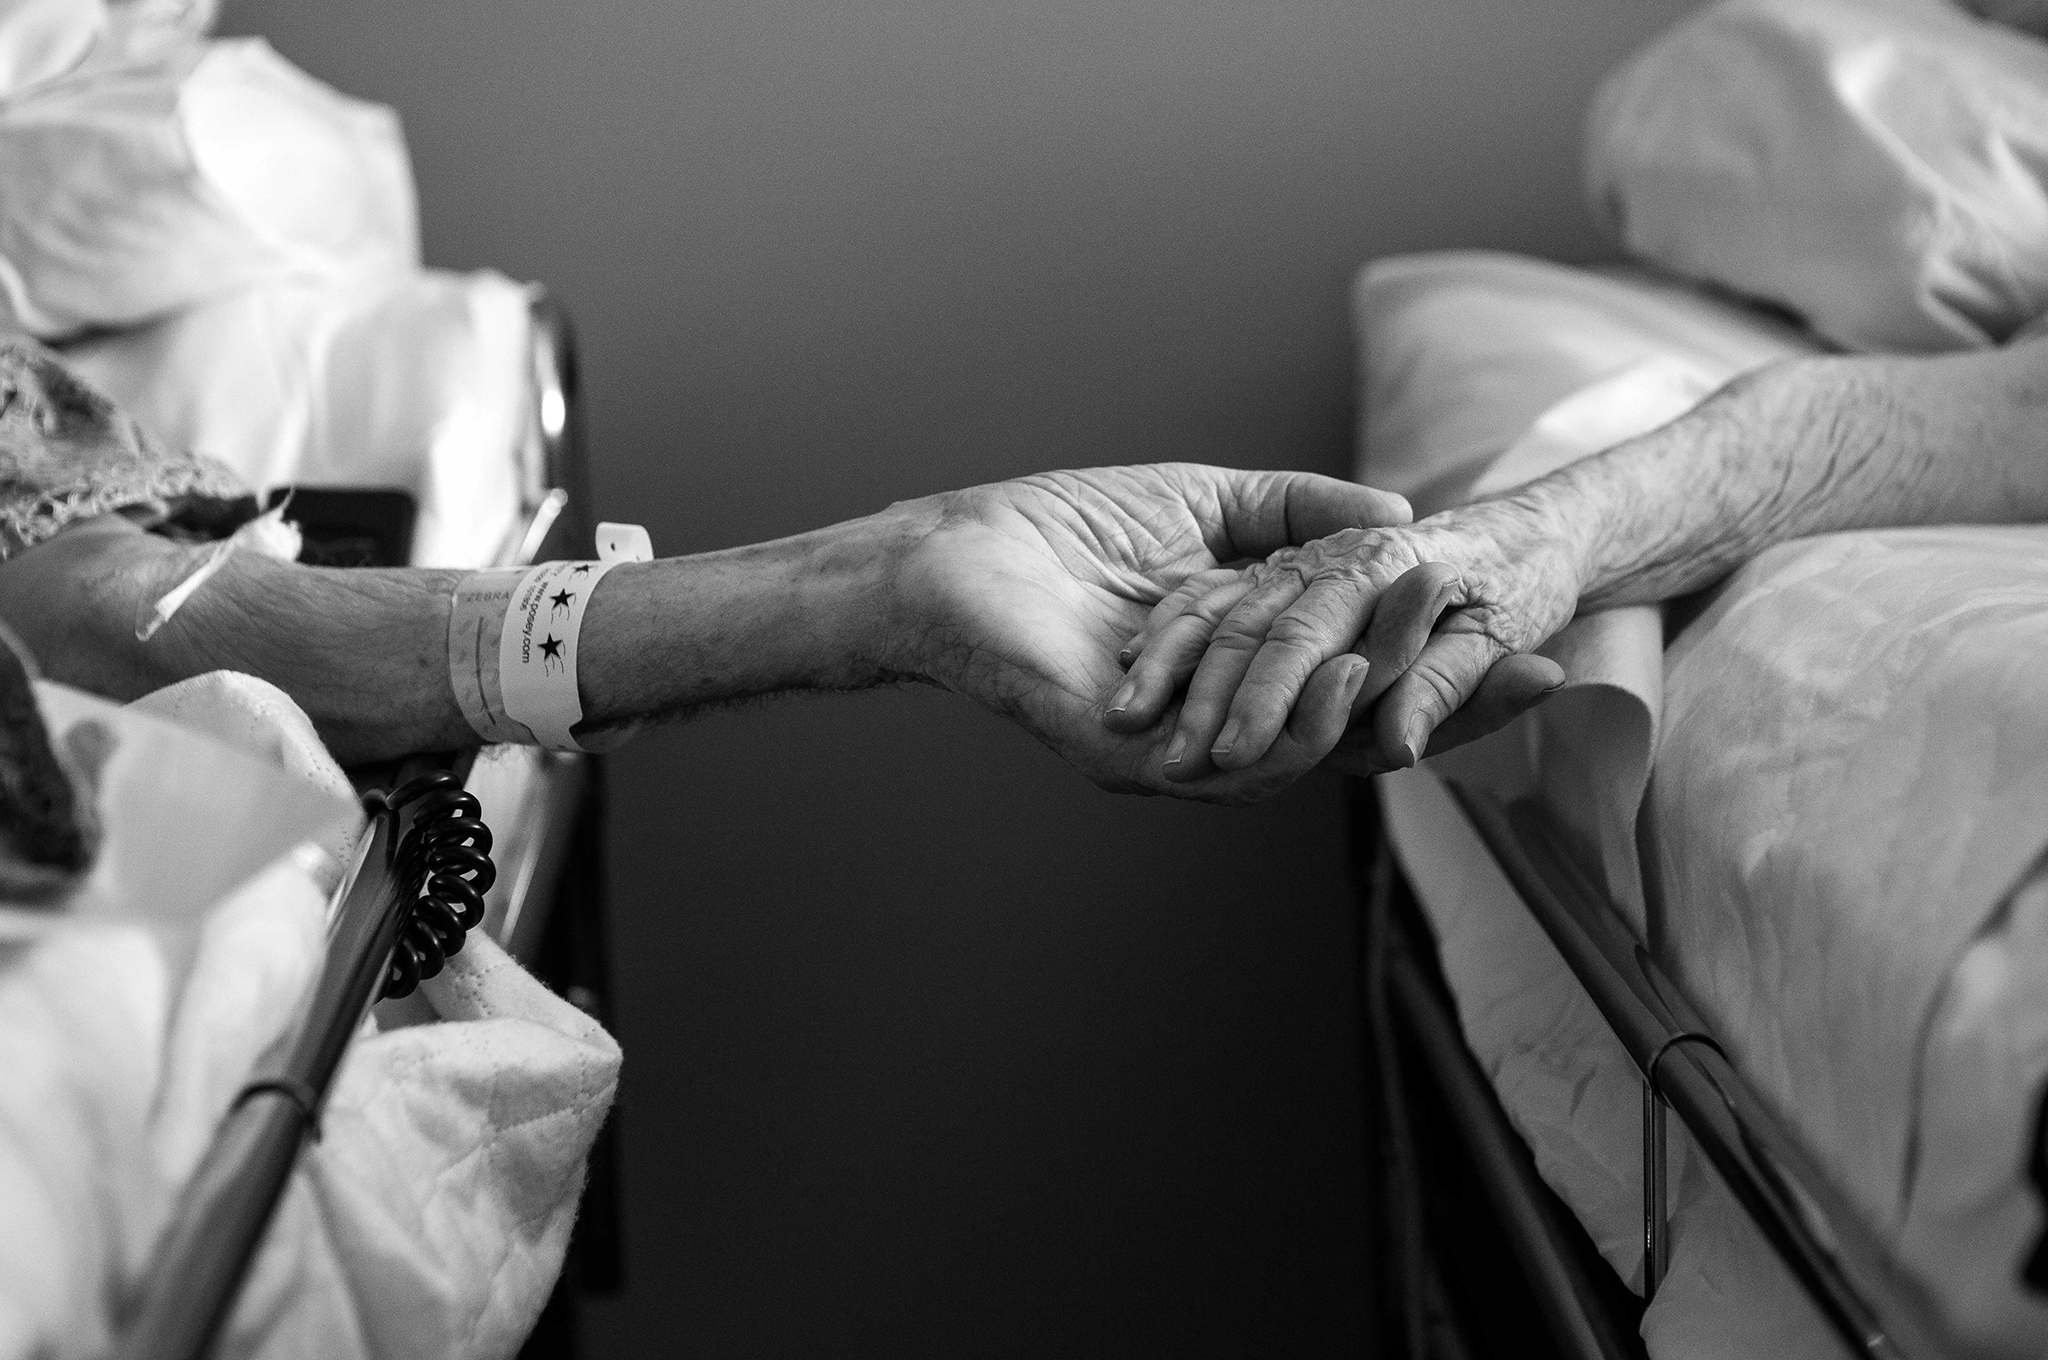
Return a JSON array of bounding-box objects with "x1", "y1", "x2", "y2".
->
[
  {"x1": 1, "y1": 464, "x2": 1416, "y2": 802},
  {"x1": 1108, "y1": 335, "x2": 2048, "y2": 777}
]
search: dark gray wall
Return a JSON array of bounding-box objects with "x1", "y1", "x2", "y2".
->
[{"x1": 221, "y1": 2, "x2": 1693, "y2": 1353}]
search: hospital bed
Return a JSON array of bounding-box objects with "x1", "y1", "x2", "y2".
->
[
  {"x1": 0, "y1": 14, "x2": 625, "y2": 1355},
  {"x1": 87, "y1": 290, "x2": 621, "y2": 1360},
  {"x1": 1342, "y1": 5, "x2": 2048, "y2": 1354},
  {"x1": 1356, "y1": 781, "x2": 1958, "y2": 1360}
]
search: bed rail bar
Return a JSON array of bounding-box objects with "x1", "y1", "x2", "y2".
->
[
  {"x1": 1371, "y1": 850, "x2": 1649, "y2": 1360},
  {"x1": 112, "y1": 287, "x2": 603, "y2": 1359},
  {"x1": 1448, "y1": 785, "x2": 1953, "y2": 1360},
  {"x1": 112, "y1": 805, "x2": 403, "y2": 1360}
]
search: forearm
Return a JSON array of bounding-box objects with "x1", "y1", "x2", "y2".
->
[
  {"x1": 1, "y1": 513, "x2": 918, "y2": 764},
  {"x1": 1511, "y1": 337, "x2": 2048, "y2": 609}
]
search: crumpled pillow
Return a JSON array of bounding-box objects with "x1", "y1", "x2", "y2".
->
[
  {"x1": 60, "y1": 270, "x2": 538, "y2": 570},
  {"x1": 0, "y1": 32, "x2": 418, "y2": 337},
  {"x1": 1586, "y1": 0, "x2": 2048, "y2": 352}
]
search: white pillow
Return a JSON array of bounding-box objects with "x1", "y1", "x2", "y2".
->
[
  {"x1": 0, "y1": 0, "x2": 218, "y2": 98},
  {"x1": 1586, "y1": 0, "x2": 2048, "y2": 353},
  {"x1": 0, "y1": 35, "x2": 417, "y2": 337},
  {"x1": 62, "y1": 271, "x2": 537, "y2": 570},
  {"x1": 1354, "y1": 250, "x2": 1811, "y2": 515}
]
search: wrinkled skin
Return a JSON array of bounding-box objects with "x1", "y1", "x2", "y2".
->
[
  {"x1": 1109, "y1": 492, "x2": 1577, "y2": 782},
  {"x1": 887, "y1": 463, "x2": 1421, "y2": 804}
]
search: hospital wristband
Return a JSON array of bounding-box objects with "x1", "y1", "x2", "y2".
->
[{"x1": 447, "y1": 522, "x2": 653, "y2": 753}]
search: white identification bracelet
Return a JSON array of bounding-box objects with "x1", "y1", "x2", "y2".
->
[{"x1": 447, "y1": 522, "x2": 653, "y2": 752}]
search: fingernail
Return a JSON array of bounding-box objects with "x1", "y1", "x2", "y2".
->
[
  {"x1": 1107, "y1": 680, "x2": 1136, "y2": 714},
  {"x1": 1399, "y1": 717, "x2": 1426, "y2": 768},
  {"x1": 1343, "y1": 658, "x2": 1370, "y2": 703},
  {"x1": 1117, "y1": 647, "x2": 1135, "y2": 666},
  {"x1": 1211, "y1": 720, "x2": 1241, "y2": 757},
  {"x1": 1163, "y1": 733, "x2": 1187, "y2": 768}
]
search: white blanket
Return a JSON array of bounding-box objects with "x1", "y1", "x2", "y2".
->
[{"x1": 0, "y1": 674, "x2": 619, "y2": 1360}]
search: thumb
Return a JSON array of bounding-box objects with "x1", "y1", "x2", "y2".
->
[
  {"x1": 1207, "y1": 469, "x2": 1412, "y2": 561},
  {"x1": 1426, "y1": 652, "x2": 1566, "y2": 754}
]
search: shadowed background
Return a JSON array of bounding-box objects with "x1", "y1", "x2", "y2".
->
[{"x1": 221, "y1": 2, "x2": 1694, "y2": 1352}]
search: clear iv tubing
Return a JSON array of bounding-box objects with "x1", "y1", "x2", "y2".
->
[{"x1": 135, "y1": 495, "x2": 297, "y2": 642}]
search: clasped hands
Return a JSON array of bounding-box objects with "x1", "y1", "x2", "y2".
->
[{"x1": 890, "y1": 464, "x2": 1574, "y2": 804}]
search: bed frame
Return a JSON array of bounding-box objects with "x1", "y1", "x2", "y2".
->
[
  {"x1": 107, "y1": 293, "x2": 619, "y2": 1360},
  {"x1": 1353, "y1": 777, "x2": 1961, "y2": 1360}
]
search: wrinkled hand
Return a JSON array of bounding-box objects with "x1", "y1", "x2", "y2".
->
[
  {"x1": 889, "y1": 464, "x2": 1412, "y2": 803},
  {"x1": 1108, "y1": 494, "x2": 1580, "y2": 781}
]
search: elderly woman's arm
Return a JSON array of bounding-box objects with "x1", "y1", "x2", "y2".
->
[
  {"x1": 1107, "y1": 335, "x2": 2048, "y2": 778},
  {"x1": 1, "y1": 464, "x2": 1418, "y2": 802}
]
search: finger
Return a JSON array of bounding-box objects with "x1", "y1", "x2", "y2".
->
[
  {"x1": 1358, "y1": 561, "x2": 1464, "y2": 707},
  {"x1": 1426, "y1": 652, "x2": 1565, "y2": 753},
  {"x1": 1321, "y1": 652, "x2": 1566, "y2": 778},
  {"x1": 1103, "y1": 578, "x2": 1256, "y2": 732},
  {"x1": 1119, "y1": 567, "x2": 1244, "y2": 667},
  {"x1": 1206, "y1": 469, "x2": 1412, "y2": 562},
  {"x1": 1161, "y1": 568, "x2": 1315, "y2": 781},
  {"x1": 1373, "y1": 628, "x2": 1513, "y2": 768},
  {"x1": 1128, "y1": 655, "x2": 1368, "y2": 806},
  {"x1": 1255, "y1": 652, "x2": 1371, "y2": 774},
  {"x1": 1208, "y1": 572, "x2": 1385, "y2": 771}
]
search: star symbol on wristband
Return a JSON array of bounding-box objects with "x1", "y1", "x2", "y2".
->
[
  {"x1": 539, "y1": 635, "x2": 565, "y2": 672},
  {"x1": 549, "y1": 588, "x2": 575, "y2": 612}
]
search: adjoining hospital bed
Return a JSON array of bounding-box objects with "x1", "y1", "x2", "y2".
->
[
  {"x1": 1350, "y1": 3, "x2": 2048, "y2": 1356},
  {"x1": 0, "y1": 9, "x2": 621, "y2": 1357}
]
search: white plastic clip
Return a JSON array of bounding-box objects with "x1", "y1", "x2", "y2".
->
[{"x1": 595, "y1": 522, "x2": 653, "y2": 564}]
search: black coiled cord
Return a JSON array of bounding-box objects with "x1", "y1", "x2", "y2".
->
[{"x1": 377, "y1": 771, "x2": 496, "y2": 1000}]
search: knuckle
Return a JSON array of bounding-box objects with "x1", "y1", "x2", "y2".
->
[
  {"x1": 1408, "y1": 662, "x2": 1463, "y2": 719},
  {"x1": 1262, "y1": 613, "x2": 1332, "y2": 651},
  {"x1": 1444, "y1": 602, "x2": 1520, "y2": 650},
  {"x1": 1208, "y1": 621, "x2": 1267, "y2": 653}
]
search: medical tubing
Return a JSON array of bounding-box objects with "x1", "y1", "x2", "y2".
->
[{"x1": 381, "y1": 771, "x2": 496, "y2": 999}]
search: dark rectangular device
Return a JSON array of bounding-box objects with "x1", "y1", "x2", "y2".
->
[{"x1": 264, "y1": 486, "x2": 417, "y2": 569}]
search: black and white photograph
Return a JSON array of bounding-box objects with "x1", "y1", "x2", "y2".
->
[{"x1": 4, "y1": 0, "x2": 2048, "y2": 1356}]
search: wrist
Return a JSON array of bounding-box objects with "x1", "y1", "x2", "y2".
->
[
  {"x1": 1463, "y1": 478, "x2": 1600, "y2": 610},
  {"x1": 774, "y1": 504, "x2": 937, "y2": 689}
]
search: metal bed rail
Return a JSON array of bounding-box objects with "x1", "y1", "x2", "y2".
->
[
  {"x1": 112, "y1": 806, "x2": 400, "y2": 1360},
  {"x1": 1364, "y1": 832, "x2": 1649, "y2": 1360},
  {"x1": 108, "y1": 289, "x2": 606, "y2": 1360},
  {"x1": 1447, "y1": 784, "x2": 1957, "y2": 1360}
]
